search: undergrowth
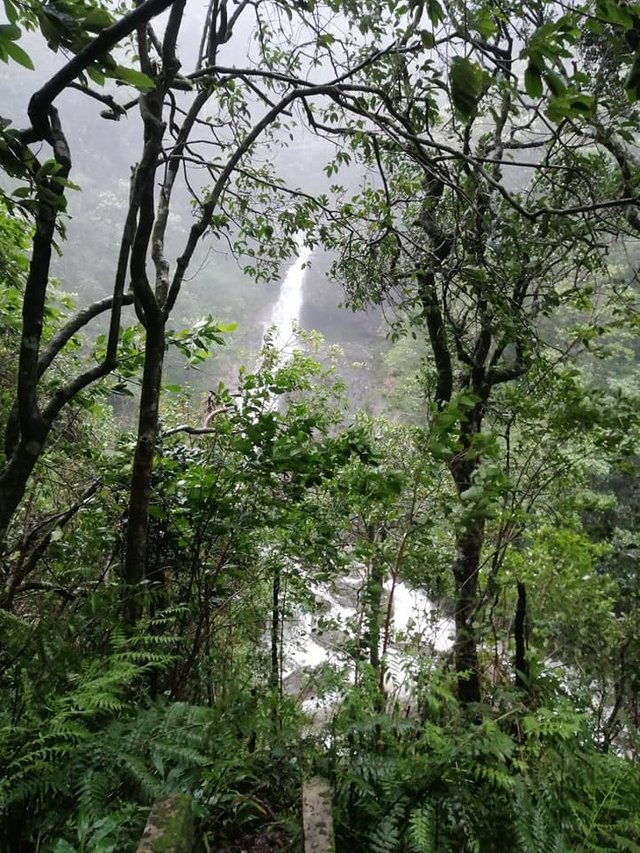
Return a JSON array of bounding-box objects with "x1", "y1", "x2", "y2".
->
[
  {"x1": 2, "y1": 608, "x2": 639, "y2": 851},
  {"x1": 322, "y1": 669, "x2": 640, "y2": 852},
  {"x1": 0, "y1": 610, "x2": 305, "y2": 852}
]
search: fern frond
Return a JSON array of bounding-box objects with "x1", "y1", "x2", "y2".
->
[
  {"x1": 407, "y1": 806, "x2": 435, "y2": 852},
  {"x1": 77, "y1": 767, "x2": 112, "y2": 825}
]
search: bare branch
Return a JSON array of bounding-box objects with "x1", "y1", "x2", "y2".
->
[
  {"x1": 3, "y1": 481, "x2": 99, "y2": 608},
  {"x1": 38, "y1": 294, "x2": 135, "y2": 379},
  {"x1": 167, "y1": 82, "x2": 343, "y2": 314},
  {"x1": 67, "y1": 83, "x2": 127, "y2": 119}
]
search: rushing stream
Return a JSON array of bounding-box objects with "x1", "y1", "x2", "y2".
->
[{"x1": 280, "y1": 573, "x2": 454, "y2": 711}]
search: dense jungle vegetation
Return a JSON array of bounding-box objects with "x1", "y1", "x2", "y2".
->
[{"x1": 3, "y1": 0, "x2": 640, "y2": 849}]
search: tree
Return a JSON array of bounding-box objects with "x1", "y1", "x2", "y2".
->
[
  {"x1": 3, "y1": 1, "x2": 640, "y2": 847},
  {"x1": 0, "y1": 0, "x2": 176, "y2": 565},
  {"x1": 314, "y1": 0, "x2": 640, "y2": 701},
  {"x1": 0, "y1": 0, "x2": 429, "y2": 620},
  {"x1": 2, "y1": 0, "x2": 640, "y2": 688}
]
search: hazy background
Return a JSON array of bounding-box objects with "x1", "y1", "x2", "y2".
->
[{"x1": 0, "y1": 7, "x2": 389, "y2": 412}]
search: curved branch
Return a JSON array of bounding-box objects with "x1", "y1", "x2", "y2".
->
[
  {"x1": 4, "y1": 294, "x2": 135, "y2": 459},
  {"x1": 418, "y1": 271, "x2": 453, "y2": 407},
  {"x1": 21, "y1": 0, "x2": 177, "y2": 143},
  {"x1": 67, "y1": 83, "x2": 127, "y2": 119},
  {"x1": 160, "y1": 412, "x2": 230, "y2": 439},
  {"x1": 162, "y1": 0, "x2": 186, "y2": 73},
  {"x1": 17, "y1": 108, "x2": 70, "y2": 443},
  {"x1": 590, "y1": 122, "x2": 640, "y2": 234},
  {"x1": 2, "y1": 481, "x2": 99, "y2": 608},
  {"x1": 166, "y1": 83, "x2": 341, "y2": 315},
  {"x1": 38, "y1": 293, "x2": 135, "y2": 378}
]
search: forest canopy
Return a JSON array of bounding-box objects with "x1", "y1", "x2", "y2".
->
[{"x1": 2, "y1": 0, "x2": 640, "y2": 849}]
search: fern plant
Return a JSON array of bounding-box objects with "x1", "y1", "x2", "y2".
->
[
  {"x1": 325, "y1": 668, "x2": 640, "y2": 853},
  {"x1": 0, "y1": 617, "x2": 200, "y2": 851}
]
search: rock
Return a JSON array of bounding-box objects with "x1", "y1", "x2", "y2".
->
[
  {"x1": 302, "y1": 776, "x2": 335, "y2": 853},
  {"x1": 137, "y1": 793, "x2": 195, "y2": 853}
]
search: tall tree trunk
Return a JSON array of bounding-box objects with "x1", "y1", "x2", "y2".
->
[
  {"x1": 0, "y1": 113, "x2": 69, "y2": 555},
  {"x1": 514, "y1": 581, "x2": 529, "y2": 689},
  {"x1": 123, "y1": 316, "x2": 165, "y2": 625},
  {"x1": 0, "y1": 0, "x2": 175, "y2": 555},
  {"x1": 270, "y1": 565, "x2": 281, "y2": 693},
  {"x1": 365, "y1": 556, "x2": 385, "y2": 674},
  {"x1": 448, "y1": 396, "x2": 488, "y2": 705},
  {"x1": 0, "y1": 437, "x2": 46, "y2": 555},
  {"x1": 451, "y1": 520, "x2": 484, "y2": 704},
  {"x1": 362, "y1": 524, "x2": 384, "y2": 675}
]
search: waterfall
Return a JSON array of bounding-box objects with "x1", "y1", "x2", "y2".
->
[
  {"x1": 387, "y1": 580, "x2": 454, "y2": 654},
  {"x1": 263, "y1": 235, "x2": 312, "y2": 358}
]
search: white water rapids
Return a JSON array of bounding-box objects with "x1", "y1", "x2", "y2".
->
[
  {"x1": 263, "y1": 241, "x2": 454, "y2": 712},
  {"x1": 280, "y1": 574, "x2": 454, "y2": 714}
]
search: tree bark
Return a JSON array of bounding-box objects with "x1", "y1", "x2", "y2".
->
[
  {"x1": 0, "y1": 111, "x2": 69, "y2": 551},
  {"x1": 514, "y1": 580, "x2": 528, "y2": 689},
  {"x1": 0, "y1": 434, "x2": 46, "y2": 550},
  {"x1": 270, "y1": 564, "x2": 281, "y2": 693},
  {"x1": 1, "y1": 481, "x2": 99, "y2": 609},
  {"x1": 451, "y1": 520, "x2": 484, "y2": 705},
  {"x1": 448, "y1": 395, "x2": 488, "y2": 705},
  {"x1": 365, "y1": 556, "x2": 385, "y2": 674},
  {"x1": 361, "y1": 523, "x2": 385, "y2": 675},
  {"x1": 21, "y1": 0, "x2": 177, "y2": 143},
  {"x1": 123, "y1": 316, "x2": 165, "y2": 625},
  {"x1": 0, "y1": 0, "x2": 174, "y2": 549}
]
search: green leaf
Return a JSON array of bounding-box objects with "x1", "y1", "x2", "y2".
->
[
  {"x1": 420, "y1": 29, "x2": 435, "y2": 49},
  {"x1": 3, "y1": 0, "x2": 18, "y2": 25},
  {"x1": 35, "y1": 159, "x2": 61, "y2": 181},
  {"x1": 524, "y1": 63, "x2": 543, "y2": 98},
  {"x1": 87, "y1": 65, "x2": 106, "y2": 86},
  {"x1": 317, "y1": 33, "x2": 335, "y2": 47},
  {"x1": 450, "y1": 56, "x2": 484, "y2": 119},
  {"x1": 543, "y1": 70, "x2": 565, "y2": 97},
  {"x1": 546, "y1": 92, "x2": 593, "y2": 121},
  {"x1": 475, "y1": 8, "x2": 497, "y2": 39},
  {"x1": 4, "y1": 40, "x2": 33, "y2": 69},
  {"x1": 52, "y1": 176, "x2": 81, "y2": 191},
  {"x1": 426, "y1": 0, "x2": 444, "y2": 26},
  {"x1": 0, "y1": 23, "x2": 20, "y2": 41},
  {"x1": 612, "y1": 836, "x2": 640, "y2": 853},
  {"x1": 596, "y1": 0, "x2": 635, "y2": 29},
  {"x1": 82, "y1": 8, "x2": 114, "y2": 30},
  {"x1": 113, "y1": 64, "x2": 155, "y2": 91},
  {"x1": 568, "y1": 93, "x2": 594, "y2": 116}
]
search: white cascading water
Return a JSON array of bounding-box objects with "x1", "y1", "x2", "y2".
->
[
  {"x1": 282, "y1": 574, "x2": 455, "y2": 715},
  {"x1": 387, "y1": 580, "x2": 454, "y2": 655},
  {"x1": 263, "y1": 234, "x2": 313, "y2": 358}
]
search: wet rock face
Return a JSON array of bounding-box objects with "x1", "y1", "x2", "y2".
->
[{"x1": 137, "y1": 793, "x2": 194, "y2": 853}]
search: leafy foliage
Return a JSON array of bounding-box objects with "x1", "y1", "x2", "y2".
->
[
  {"x1": 2, "y1": 0, "x2": 640, "y2": 850},
  {"x1": 326, "y1": 678, "x2": 640, "y2": 852}
]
